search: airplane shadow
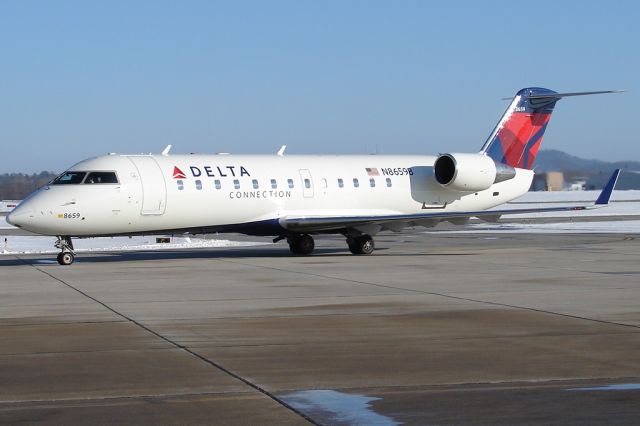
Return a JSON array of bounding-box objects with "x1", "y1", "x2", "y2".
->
[{"x1": 0, "y1": 246, "x2": 476, "y2": 266}]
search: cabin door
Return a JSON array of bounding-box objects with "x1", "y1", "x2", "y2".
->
[{"x1": 128, "y1": 156, "x2": 167, "y2": 215}]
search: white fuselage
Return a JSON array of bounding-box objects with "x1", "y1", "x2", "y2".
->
[{"x1": 8, "y1": 154, "x2": 533, "y2": 237}]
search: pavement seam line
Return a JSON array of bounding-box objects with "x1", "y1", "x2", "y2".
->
[
  {"x1": 0, "y1": 390, "x2": 276, "y2": 406},
  {"x1": 17, "y1": 256, "x2": 321, "y2": 426},
  {"x1": 215, "y1": 258, "x2": 640, "y2": 331}
]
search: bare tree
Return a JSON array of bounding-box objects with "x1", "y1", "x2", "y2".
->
[{"x1": 0, "y1": 172, "x2": 58, "y2": 199}]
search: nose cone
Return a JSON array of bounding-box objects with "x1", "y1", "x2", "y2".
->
[{"x1": 6, "y1": 204, "x2": 34, "y2": 228}]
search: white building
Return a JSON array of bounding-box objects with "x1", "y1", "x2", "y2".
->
[{"x1": 568, "y1": 180, "x2": 587, "y2": 191}]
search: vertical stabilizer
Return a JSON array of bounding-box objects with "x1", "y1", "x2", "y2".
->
[
  {"x1": 481, "y1": 87, "x2": 558, "y2": 170},
  {"x1": 481, "y1": 88, "x2": 623, "y2": 170}
]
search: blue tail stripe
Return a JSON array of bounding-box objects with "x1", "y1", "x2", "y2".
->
[
  {"x1": 521, "y1": 122, "x2": 548, "y2": 168},
  {"x1": 486, "y1": 136, "x2": 506, "y2": 164}
]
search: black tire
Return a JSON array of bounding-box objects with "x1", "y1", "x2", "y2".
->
[
  {"x1": 298, "y1": 234, "x2": 314, "y2": 254},
  {"x1": 57, "y1": 252, "x2": 75, "y2": 265},
  {"x1": 347, "y1": 236, "x2": 360, "y2": 254},
  {"x1": 288, "y1": 241, "x2": 301, "y2": 254},
  {"x1": 288, "y1": 234, "x2": 315, "y2": 255},
  {"x1": 359, "y1": 236, "x2": 375, "y2": 255},
  {"x1": 348, "y1": 235, "x2": 375, "y2": 255}
]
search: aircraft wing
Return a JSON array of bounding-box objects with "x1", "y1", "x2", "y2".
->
[{"x1": 279, "y1": 169, "x2": 621, "y2": 233}]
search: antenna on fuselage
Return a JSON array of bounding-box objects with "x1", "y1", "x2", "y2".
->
[
  {"x1": 277, "y1": 145, "x2": 287, "y2": 156},
  {"x1": 162, "y1": 145, "x2": 172, "y2": 156}
]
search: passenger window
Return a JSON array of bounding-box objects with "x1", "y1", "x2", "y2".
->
[
  {"x1": 271, "y1": 179, "x2": 277, "y2": 189},
  {"x1": 353, "y1": 178, "x2": 359, "y2": 188},
  {"x1": 369, "y1": 178, "x2": 375, "y2": 188},
  {"x1": 214, "y1": 179, "x2": 221, "y2": 189},
  {"x1": 51, "y1": 171, "x2": 86, "y2": 185},
  {"x1": 234, "y1": 179, "x2": 240, "y2": 189},
  {"x1": 386, "y1": 177, "x2": 392, "y2": 187},
  {"x1": 177, "y1": 180, "x2": 184, "y2": 190},
  {"x1": 252, "y1": 179, "x2": 259, "y2": 189},
  {"x1": 84, "y1": 171, "x2": 118, "y2": 184},
  {"x1": 287, "y1": 179, "x2": 294, "y2": 189},
  {"x1": 304, "y1": 179, "x2": 311, "y2": 189},
  {"x1": 338, "y1": 178, "x2": 344, "y2": 188},
  {"x1": 195, "y1": 179, "x2": 202, "y2": 190},
  {"x1": 321, "y1": 178, "x2": 327, "y2": 189}
]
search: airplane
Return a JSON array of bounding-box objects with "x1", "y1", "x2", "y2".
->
[{"x1": 7, "y1": 87, "x2": 622, "y2": 265}]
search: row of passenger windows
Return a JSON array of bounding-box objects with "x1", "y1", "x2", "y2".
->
[{"x1": 177, "y1": 177, "x2": 394, "y2": 191}]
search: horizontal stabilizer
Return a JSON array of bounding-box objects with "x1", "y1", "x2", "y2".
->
[
  {"x1": 529, "y1": 90, "x2": 624, "y2": 99},
  {"x1": 501, "y1": 89, "x2": 623, "y2": 100}
]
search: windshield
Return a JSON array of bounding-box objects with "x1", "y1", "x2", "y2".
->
[
  {"x1": 51, "y1": 171, "x2": 87, "y2": 185},
  {"x1": 84, "y1": 171, "x2": 118, "y2": 184}
]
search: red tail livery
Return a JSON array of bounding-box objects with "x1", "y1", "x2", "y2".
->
[
  {"x1": 482, "y1": 88, "x2": 622, "y2": 170},
  {"x1": 482, "y1": 87, "x2": 557, "y2": 169}
]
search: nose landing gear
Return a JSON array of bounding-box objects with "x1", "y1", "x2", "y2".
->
[{"x1": 55, "y1": 236, "x2": 75, "y2": 265}]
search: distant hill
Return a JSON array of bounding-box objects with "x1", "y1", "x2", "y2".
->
[
  {"x1": 535, "y1": 150, "x2": 640, "y2": 190},
  {"x1": 536, "y1": 150, "x2": 640, "y2": 173}
]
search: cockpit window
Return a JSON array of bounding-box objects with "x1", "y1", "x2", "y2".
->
[
  {"x1": 51, "y1": 171, "x2": 87, "y2": 185},
  {"x1": 84, "y1": 172, "x2": 119, "y2": 184}
]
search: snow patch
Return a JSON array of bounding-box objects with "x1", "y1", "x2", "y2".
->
[
  {"x1": 0, "y1": 235, "x2": 266, "y2": 255},
  {"x1": 427, "y1": 220, "x2": 640, "y2": 234}
]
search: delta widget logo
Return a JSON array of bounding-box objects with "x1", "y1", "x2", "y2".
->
[{"x1": 173, "y1": 166, "x2": 187, "y2": 179}]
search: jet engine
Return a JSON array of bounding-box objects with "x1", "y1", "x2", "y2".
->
[{"x1": 433, "y1": 153, "x2": 516, "y2": 192}]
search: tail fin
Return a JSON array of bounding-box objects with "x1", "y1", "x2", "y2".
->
[{"x1": 481, "y1": 87, "x2": 622, "y2": 170}]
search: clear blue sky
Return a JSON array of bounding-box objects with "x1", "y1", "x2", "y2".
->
[{"x1": 1, "y1": 0, "x2": 638, "y2": 173}]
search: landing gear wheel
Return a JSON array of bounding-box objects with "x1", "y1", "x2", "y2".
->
[
  {"x1": 347, "y1": 235, "x2": 375, "y2": 255},
  {"x1": 57, "y1": 251, "x2": 75, "y2": 265},
  {"x1": 288, "y1": 234, "x2": 315, "y2": 255},
  {"x1": 55, "y1": 236, "x2": 75, "y2": 265}
]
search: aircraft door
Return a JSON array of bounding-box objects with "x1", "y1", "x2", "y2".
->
[
  {"x1": 128, "y1": 156, "x2": 167, "y2": 215},
  {"x1": 298, "y1": 169, "x2": 314, "y2": 198}
]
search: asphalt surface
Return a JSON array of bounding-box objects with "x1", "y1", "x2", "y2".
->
[{"x1": 1, "y1": 231, "x2": 640, "y2": 425}]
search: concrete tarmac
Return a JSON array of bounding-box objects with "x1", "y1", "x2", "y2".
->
[{"x1": 1, "y1": 231, "x2": 640, "y2": 425}]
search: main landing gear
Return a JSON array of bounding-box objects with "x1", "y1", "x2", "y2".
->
[
  {"x1": 55, "y1": 236, "x2": 75, "y2": 265},
  {"x1": 282, "y1": 233, "x2": 376, "y2": 256},
  {"x1": 347, "y1": 234, "x2": 375, "y2": 255},
  {"x1": 287, "y1": 234, "x2": 315, "y2": 255}
]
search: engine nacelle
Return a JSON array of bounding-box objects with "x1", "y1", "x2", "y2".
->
[{"x1": 433, "y1": 153, "x2": 515, "y2": 192}]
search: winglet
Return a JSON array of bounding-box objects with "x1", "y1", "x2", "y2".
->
[
  {"x1": 162, "y1": 144, "x2": 172, "y2": 156},
  {"x1": 595, "y1": 169, "x2": 621, "y2": 205},
  {"x1": 277, "y1": 145, "x2": 287, "y2": 156}
]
